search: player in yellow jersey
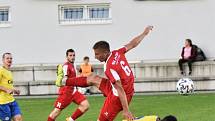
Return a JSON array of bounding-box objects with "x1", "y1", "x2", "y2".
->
[
  {"x1": 122, "y1": 115, "x2": 177, "y2": 121},
  {"x1": 0, "y1": 53, "x2": 22, "y2": 121}
]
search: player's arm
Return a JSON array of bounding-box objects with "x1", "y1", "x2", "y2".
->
[
  {"x1": 124, "y1": 25, "x2": 153, "y2": 53},
  {"x1": 0, "y1": 86, "x2": 20, "y2": 95},
  {"x1": 114, "y1": 81, "x2": 134, "y2": 120}
]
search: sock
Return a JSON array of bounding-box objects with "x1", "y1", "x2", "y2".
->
[
  {"x1": 66, "y1": 77, "x2": 88, "y2": 87},
  {"x1": 71, "y1": 108, "x2": 84, "y2": 120},
  {"x1": 47, "y1": 116, "x2": 55, "y2": 121},
  {"x1": 68, "y1": 117, "x2": 75, "y2": 121}
]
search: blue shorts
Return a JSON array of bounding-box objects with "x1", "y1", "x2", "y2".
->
[{"x1": 0, "y1": 101, "x2": 22, "y2": 121}]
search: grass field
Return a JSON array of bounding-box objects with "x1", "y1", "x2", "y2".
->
[{"x1": 17, "y1": 93, "x2": 215, "y2": 121}]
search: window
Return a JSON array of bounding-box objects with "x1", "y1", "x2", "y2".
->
[
  {"x1": 0, "y1": 7, "x2": 11, "y2": 27},
  {"x1": 64, "y1": 8, "x2": 83, "y2": 20},
  {"x1": 59, "y1": 3, "x2": 112, "y2": 25},
  {"x1": 89, "y1": 7, "x2": 109, "y2": 19}
]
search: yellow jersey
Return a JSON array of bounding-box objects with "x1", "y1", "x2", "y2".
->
[
  {"x1": 122, "y1": 116, "x2": 158, "y2": 121},
  {"x1": 0, "y1": 67, "x2": 15, "y2": 104}
]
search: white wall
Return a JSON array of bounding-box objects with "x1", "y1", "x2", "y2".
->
[{"x1": 0, "y1": 0, "x2": 214, "y2": 64}]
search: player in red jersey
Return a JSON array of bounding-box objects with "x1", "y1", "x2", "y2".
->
[
  {"x1": 58, "y1": 26, "x2": 153, "y2": 121},
  {"x1": 47, "y1": 49, "x2": 89, "y2": 121}
]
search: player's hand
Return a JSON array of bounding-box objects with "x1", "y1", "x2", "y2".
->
[
  {"x1": 143, "y1": 25, "x2": 153, "y2": 36},
  {"x1": 5, "y1": 89, "x2": 14, "y2": 94},
  {"x1": 122, "y1": 110, "x2": 134, "y2": 121},
  {"x1": 13, "y1": 89, "x2": 20, "y2": 95}
]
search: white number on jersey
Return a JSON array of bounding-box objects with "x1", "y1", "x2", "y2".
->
[
  {"x1": 57, "y1": 102, "x2": 62, "y2": 108},
  {"x1": 120, "y1": 61, "x2": 131, "y2": 76}
]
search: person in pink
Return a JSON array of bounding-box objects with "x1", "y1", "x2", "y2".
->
[{"x1": 178, "y1": 39, "x2": 197, "y2": 75}]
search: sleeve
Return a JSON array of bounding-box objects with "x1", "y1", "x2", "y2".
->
[
  {"x1": 63, "y1": 65, "x2": 69, "y2": 76},
  {"x1": 116, "y1": 46, "x2": 127, "y2": 54},
  {"x1": 91, "y1": 66, "x2": 94, "y2": 72},
  {"x1": 190, "y1": 46, "x2": 197, "y2": 60},
  {"x1": 181, "y1": 47, "x2": 184, "y2": 58},
  {"x1": 79, "y1": 68, "x2": 82, "y2": 73},
  {"x1": 106, "y1": 68, "x2": 120, "y2": 84}
]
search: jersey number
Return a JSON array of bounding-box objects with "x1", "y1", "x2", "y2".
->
[{"x1": 120, "y1": 61, "x2": 131, "y2": 76}]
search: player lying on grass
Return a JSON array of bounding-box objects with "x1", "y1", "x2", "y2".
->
[
  {"x1": 122, "y1": 115, "x2": 177, "y2": 121},
  {"x1": 56, "y1": 26, "x2": 153, "y2": 121},
  {"x1": 48, "y1": 49, "x2": 89, "y2": 121}
]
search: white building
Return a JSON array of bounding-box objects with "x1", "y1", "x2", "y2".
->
[{"x1": 0, "y1": 0, "x2": 214, "y2": 64}]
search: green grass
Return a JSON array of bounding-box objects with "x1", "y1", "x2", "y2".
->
[{"x1": 17, "y1": 93, "x2": 215, "y2": 121}]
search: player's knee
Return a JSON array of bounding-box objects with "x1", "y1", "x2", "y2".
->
[
  {"x1": 80, "y1": 100, "x2": 90, "y2": 112},
  {"x1": 50, "y1": 108, "x2": 61, "y2": 119},
  {"x1": 13, "y1": 115, "x2": 22, "y2": 121}
]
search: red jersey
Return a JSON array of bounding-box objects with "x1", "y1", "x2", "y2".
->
[
  {"x1": 59, "y1": 62, "x2": 76, "y2": 94},
  {"x1": 104, "y1": 47, "x2": 134, "y2": 96}
]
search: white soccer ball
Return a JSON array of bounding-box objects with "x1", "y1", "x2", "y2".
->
[{"x1": 176, "y1": 78, "x2": 194, "y2": 95}]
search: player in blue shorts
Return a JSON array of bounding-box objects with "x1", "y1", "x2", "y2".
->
[{"x1": 0, "y1": 53, "x2": 22, "y2": 121}]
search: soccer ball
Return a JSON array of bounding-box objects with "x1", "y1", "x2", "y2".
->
[{"x1": 176, "y1": 78, "x2": 194, "y2": 95}]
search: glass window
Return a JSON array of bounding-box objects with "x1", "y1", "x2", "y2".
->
[
  {"x1": 0, "y1": 9, "x2": 9, "y2": 21},
  {"x1": 89, "y1": 7, "x2": 109, "y2": 19},
  {"x1": 64, "y1": 8, "x2": 83, "y2": 20}
]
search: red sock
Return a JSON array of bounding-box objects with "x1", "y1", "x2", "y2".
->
[
  {"x1": 47, "y1": 116, "x2": 55, "y2": 121},
  {"x1": 66, "y1": 77, "x2": 88, "y2": 87},
  {"x1": 71, "y1": 108, "x2": 84, "y2": 120}
]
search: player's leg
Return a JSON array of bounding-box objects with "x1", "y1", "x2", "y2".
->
[
  {"x1": 48, "y1": 108, "x2": 62, "y2": 121},
  {"x1": 0, "y1": 103, "x2": 12, "y2": 121},
  {"x1": 10, "y1": 101, "x2": 22, "y2": 121},
  {"x1": 66, "y1": 91, "x2": 89, "y2": 121},
  {"x1": 98, "y1": 94, "x2": 133, "y2": 121},
  {"x1": 65, "y1": 75, "x2": 103, "y2": 89},
  {"x1": 98, "y1": 95, "x2": 121, "y2": 121},
  {"x1": 55, "y1": 64, "x2": 104, "y2": 88},
  {"x1": 48, "y1": 90, "x2": 73, "y2": 121}
]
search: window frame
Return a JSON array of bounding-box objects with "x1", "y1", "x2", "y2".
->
[
  {"x1": 59, "y1": 3, "x2": 112, "y2": 25},
  {"x1": 0, "y1": 6, "x2": 11, "y2": 28}
]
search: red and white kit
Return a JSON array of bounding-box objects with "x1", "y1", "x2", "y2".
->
[
  {"x1": 99, "y1": 47, "x2": 135, "y2": 121},
  {"x1": 54, "y1": 62, "x2": 86, "y2": 109}
]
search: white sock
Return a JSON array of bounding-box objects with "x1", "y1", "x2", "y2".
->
[{"x1": 69, "y1": 117, "x2": 74, "y2": 121}]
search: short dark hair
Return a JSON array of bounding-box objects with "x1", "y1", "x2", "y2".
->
[
  {"x1": 2, "y1": 53, "x2": 12, "y2": 59},
  {"x1": 93, "y1": 41, "x2": 110, "y2": 51},
  {"x1": 161, "y1": 115, "x2": 177, "y2": 121},
  {"x1": 186, "y1": 39, "x2": 193, "y2": 46},
  {"x1": 83, "y1": 56, "x2": 89, "y2": 60},
  {"x1": 66, "y1": 49, "x2": 75, "y2": 56}
]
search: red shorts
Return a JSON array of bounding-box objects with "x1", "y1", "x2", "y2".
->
[
  {"x1": 98, "y1": 79, "x2": 133, "y2": 121},
  {"x1": 54, "y1": 86, "x2": 86, "y2": 109}
]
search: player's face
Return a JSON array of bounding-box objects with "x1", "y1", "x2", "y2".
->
[
  {"x1": 2, "y1": 54, "x2": 13, "y2": 68},
  {"x1": 67, "y1": 52, "x2": 75, "y2": 63},
  {"x1": 84, "y1": 59, "x2": 89, "y2": 64},
  {"x1": 94, "y1": 49, "x2": 108, "y2": 62}
]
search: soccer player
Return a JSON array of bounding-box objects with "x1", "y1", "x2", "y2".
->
[
  {"x1": 0, "y1": 53, "x2": 22, "y2": 121},
  {"x1": 47, "y1": 49, "x2": 89, "y2": 121},
  {"x1": 122, "y1": 115, "x2": 177, "y2": 121},
  {"x1": 57, "y1": 26, "x2": 153, "y2": 121}
]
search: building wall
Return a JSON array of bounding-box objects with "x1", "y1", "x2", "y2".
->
[{"x1": 0, "y1": 0, "x2": 214, "y2": 64}]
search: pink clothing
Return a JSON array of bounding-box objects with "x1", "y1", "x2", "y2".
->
[{"x1": 184, "y1": 47, "x2": 192, "y2": 59}]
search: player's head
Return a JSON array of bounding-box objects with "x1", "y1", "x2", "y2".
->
[
  {"x1": 93, "y1": 41, "x2": 110, "y2": 62},
  {"x1": 185, "y1": 39, "x2": 192, "y2": 47},
  {"x1": 161, "y1": 115, "x2": 177, "y2": 121},
  {"x1": 66, "y1": 49, "x2": 75, "y2": 63},
  {"x1": 2, "y1": 52, "x2": 13, "y2": 68},
  {"x1": 83, "y1": 56, "x2": 90, "y2": 64}
]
